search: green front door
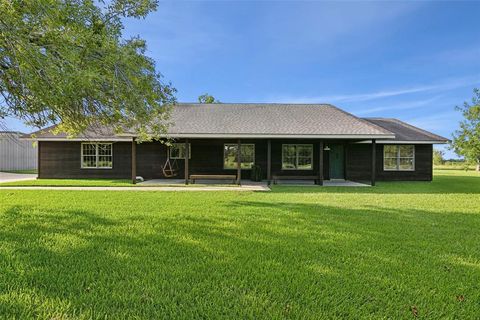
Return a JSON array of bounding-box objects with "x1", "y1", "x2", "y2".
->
[{"x1": 329, "y1": 144, "x2": 345, "y2": 179}]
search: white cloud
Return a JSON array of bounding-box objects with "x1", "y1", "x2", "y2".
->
[
  {"x1": 268, "y1": 75, "x2": 480, "y2": 104},
  {"x1": 355, "y1": 96, "x2": 442, "y2": 116}
]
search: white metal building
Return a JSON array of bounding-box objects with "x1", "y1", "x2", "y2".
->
[{"x1": 0, "y1": 131, "x2": 37, "y2": 171}]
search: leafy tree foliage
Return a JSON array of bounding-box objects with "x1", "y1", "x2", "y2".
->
[
  {"x1": 0, "y1": 0, "x2": 176, "y2": 141},
  {"x1": 198, "y1": 93, "x2": 220, "y2": 104},
  {"x1": 451, "y1": 88, "x2": 480, "y2": 171},
  {"x1": 433, "y1": 149, "x2": 445, "y2": 166}
]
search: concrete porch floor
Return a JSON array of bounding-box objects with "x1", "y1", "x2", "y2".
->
[{"x1": 139, "y1": 179, "x2": 369, "y2": 187}]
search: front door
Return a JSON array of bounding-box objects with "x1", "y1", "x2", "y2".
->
[{"x1": 329, "y1": 144, "x2": 345, "y2": 179}]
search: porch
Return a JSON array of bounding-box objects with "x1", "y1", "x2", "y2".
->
[
  {"x1": 138, "y1": 178, "x2": 369, "y2": 188},
  {"x1": 131, "y1": 138, "x2": 378, "y2": 186}
]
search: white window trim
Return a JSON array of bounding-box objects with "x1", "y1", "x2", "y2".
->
[
  {"x1": 169, "y1": 143, "x2": 191, "y2": 159},
  {"x1": 223, "y1": 143, "x2": 255, "y2": 170},
  {"x1": 81, "y1": 142, "x2": 113, "y2": 169},
  {"x1": 383, "y1": 145, "x2": 415, "y2": 171},
  {"x1": 281, "y1": 144, "x2": 314, "y2": 170}
]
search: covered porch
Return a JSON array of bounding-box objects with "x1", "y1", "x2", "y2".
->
[
  {"x1": 137, "y1": 178, "x2": 369, "y2": 187},
  {"x1": 130, "y1": 138, "x2": 378, "y2": 186}
]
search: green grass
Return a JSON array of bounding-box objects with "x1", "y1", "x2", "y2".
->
[
  {"x1": 0, "y1": 178, "x2": 132, "y2": 187},
  {"x1": 1, "y1": 169, "x2": 38, "y2": 174},
  {"x1": 0, "y1": 170, "x2": 479, "y2": 319}
]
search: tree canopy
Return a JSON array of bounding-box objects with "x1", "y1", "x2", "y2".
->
[
  {"x1": 433, "y1": 149, "x2": 445, "y2": 166},
  {"x1": 0, "y1": 0, "x2": 176, "y2": 141},
  {"x1": 451, "y1": 88, "x2": 480, "y2": 171},
  {"x1": 198, "y1": 93, "x2": 220, "y2": 104}
]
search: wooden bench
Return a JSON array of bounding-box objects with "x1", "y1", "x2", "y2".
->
[
  {"x1": 189, "y1": 174, "x2": 237, "y2": 184},
  {"x1": 272, "y1": 175, "x2": 319, "y2": 185}
]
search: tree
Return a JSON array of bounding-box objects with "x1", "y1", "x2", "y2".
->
[
  {"x1": 198, "y1": 93, "x2": 220, "y2": 104},
  {"x1": 433, "y1": 149, "x2": 445, "y2": 166},
  {"x1": 451, "y1": 88, "x2": 480, "y2": 171},
  {"x1": 0, "y1": 0, "x2": 176, "y2": 141}
]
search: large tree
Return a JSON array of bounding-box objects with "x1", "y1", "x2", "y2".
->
[
  {"x1": 451, "y1": 88, "x2": 480, "y2": 171},
  {"x1": 0, "y1": 0, "x2": 176, "y2": 141}
]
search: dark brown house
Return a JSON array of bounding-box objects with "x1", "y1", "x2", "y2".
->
[{"x1": 26, "y1": 103, "x2": 448, "y2": 185}]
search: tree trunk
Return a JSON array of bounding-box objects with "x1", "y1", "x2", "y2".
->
[{"x1": 477, "y1": 158, "x2": 480, "y2": 171}]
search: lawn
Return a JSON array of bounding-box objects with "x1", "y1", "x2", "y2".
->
[
  {"x1": 0, "y1": 170, "x2": 479, "y2": 319},
  {"x1": 0, "y1": 178, "x2": 132, "y2": 187}
]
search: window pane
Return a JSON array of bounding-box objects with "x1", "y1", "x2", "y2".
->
[
  {"x1": 297, "y1": 156, "x2": 312, "y2": 170},
  {"x1": 82, "y1": 156, "x2": 96, "y2": 168},
  {"x1": 224, "y1": 144, "x2": 255, "y2": 169},
  {"x1": 399, "y1": 158, "x2": 414, "y2": 170},
  {"x1": 83, "y1": 143, "x2": 96, "y2": 156},
  {"x1": 282, "y1": 145, "x2": 295, "y2": 169},
  {"x1": 384, "y1": 157, "x2": 397, "y2": 170},
  {"x1": 283, "y1": 145, "x2": 296, "y2": 158},
  {"x1": 98, "y1": 156, "x2": 112, "y2": 168},
  {"x1": 98, "y1": 144, "x2": 112, "y2": 156},
  {"x1": 298, "y1": 145, "x2": 313, "y2": 170},
  {"x1": 384, "y1": 145, "x2": 397, "y2": 158},
  {"x1": 224, "y1": 144, "x2": 237, "y2": 169},
  {"x1": 170, "y1": 144, "x2": 185, "y2": 159},
  {"x1": 399, "y1": 145, "x2": 414, "y2": 157},
  {"x1": 240, "y1": 145, "x2": 255, "y2": 169},
  {"x1": 282, "y1": 156, "x2": 296, "y2": 169},
  {"x1": 297, "y1": 145, "x2": 312, "y2": 157},
  {"x1": 170, "y1": 143, "x2": 191, "y2": 159}
]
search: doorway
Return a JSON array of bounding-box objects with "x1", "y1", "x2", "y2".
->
[{"x1": 329, "y1": 144, "x2": 345, "y2": 179}]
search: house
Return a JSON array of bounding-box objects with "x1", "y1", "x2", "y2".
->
[
  {"x1": 25, "y1": 103, "x2": 448, "y2": 185},
  {"x1": 0, "y1": 131, "x2": 37, "y2": 171}
]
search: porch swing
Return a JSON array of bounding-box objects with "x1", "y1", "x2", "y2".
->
[{"x1": 162, "y1": 147, "x2": 179, "y2": 178}]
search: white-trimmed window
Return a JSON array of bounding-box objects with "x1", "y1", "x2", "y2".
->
[
  {"x1": 224, "y1": 144, "x2": 255, "y2": 169},
  {"x1": 282, "y1": 144, "x2": 313, "y2": 170},
  {"x1": 170, "y1": 143, "x2": 191, "y2": 159},
  {"x1": 81, "y1": 143, "x2": 113, "y2": 169},
  {"x1": 384, "y1": 145, "x2": 415, "y2": 171}
]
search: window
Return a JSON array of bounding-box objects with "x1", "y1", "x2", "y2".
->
[
  {"x1": 224, "y1": 144, "x2": 255, "y2": 169},
  {"x1": 384, "y1": 145, "x2": 415, "y2": 171},
  {"x1": 282, "y1": 144, "x2": 313, "y2": 170},
  {"x1": 81, "y1": 143, "x2": 113, "y2": 169},
  {"x1": 170, "y1": 143, "x2": 191, "y2": 159}
]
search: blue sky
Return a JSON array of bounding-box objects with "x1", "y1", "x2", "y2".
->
[{"x1": 5, "y1": 1, "x2": 480, "y2": 158}]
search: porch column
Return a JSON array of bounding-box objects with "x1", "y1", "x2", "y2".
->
[
  {"x1": 37, "y1": 141, "x2": 41, "y2": 179},
  {"x1": 344, "y1": 142, "x2": 348, "y2": 180},
  {"x1": 318, "y1": 140, "x2": 324, "y2": 186},
  {"x1": 236, "y1": 139, "x2": 241, "y2": 185},
  {"x1": 185, "y1": 139, "x2": 189, "y2": 185},
  {"x1": 267, "y1": 139, "x2": 272, "y2": 184},
  {"x1": 371, "y1": 139, "x2": 376, "y2": 186},
  {"x1": 131, "y1": 137, "x2": 136, "y2": 184}
]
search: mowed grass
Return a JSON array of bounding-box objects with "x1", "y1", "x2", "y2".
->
[
  {"x1": 0, "y1": 170, "x2": 479, "y2": 319},
  {"x1": 0, "y1": 178, "x2": 132, "y2": 187}
]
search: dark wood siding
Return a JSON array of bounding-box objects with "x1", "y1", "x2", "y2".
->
[
  {"x1": 346, "y1": 143, "x2": 433, "y2": 182},
  {"x1": 39, "y1": 140, "x2": 433, "y2": 182},
  {"x1": 38, "y1": 141, "x2": 132, "y2": 179}
]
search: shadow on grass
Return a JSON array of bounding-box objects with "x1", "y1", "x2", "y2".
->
[
  {"x1": 1, "y1": 201, "x2": 479, "y2": 318},
  {"x1": 270, "y1": 174, "x2": 480, "y2": 194}
]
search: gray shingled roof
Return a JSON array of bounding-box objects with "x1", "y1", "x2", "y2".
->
[
  {"x1": 26, "y1": 103, "x2": 396, "y2": 139},
  {"x1": 363, "y1": 118, "x2": 449, "y2": 142},
  {"x1": 166, "y1": 103, "x2": 393, "y2": 138},
  {"x1": 25, "y1": 104, "x2": 448, "y2": 142}
]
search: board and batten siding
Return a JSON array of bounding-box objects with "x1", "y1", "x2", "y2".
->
[
  {"x1": 38, "y1": 141, "x2": 132, "y2": 179},
  {"x1": 0, "y1": 132, "x2": 37, "y2": 171},
  {"x1": 345, "y1": 143, "x2": 433, "y2": 182}
]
